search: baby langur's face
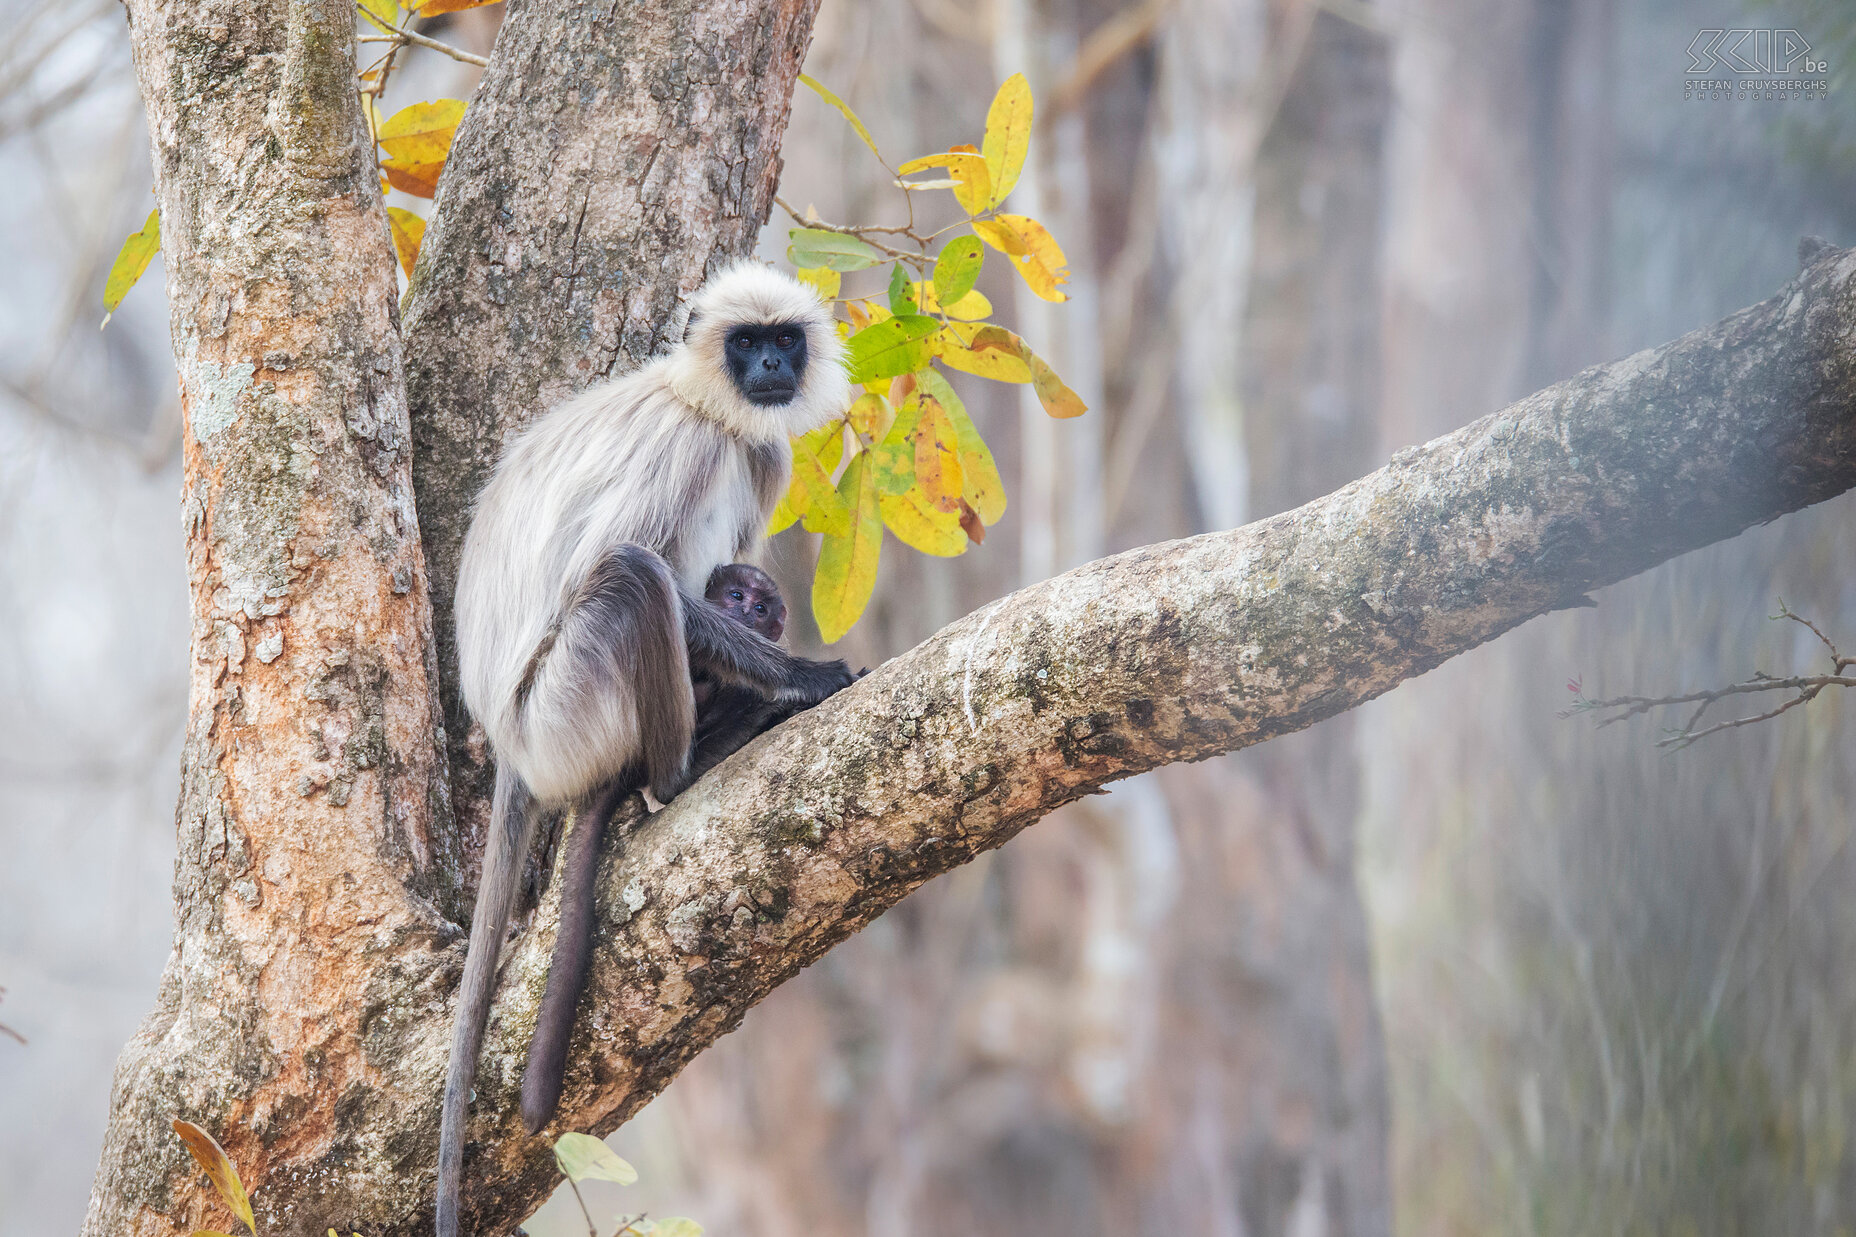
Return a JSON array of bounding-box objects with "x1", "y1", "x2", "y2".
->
[
  {"x1": 723, "y1": 321, "x2": 809, "y2": 406},
  {"x1": 705, "y1": 564, "x2": 787, "y2": 643}
]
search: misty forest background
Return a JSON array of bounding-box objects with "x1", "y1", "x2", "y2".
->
[{"x1": 3, "y1": 0, "x2": 1855, "y2": 1234}]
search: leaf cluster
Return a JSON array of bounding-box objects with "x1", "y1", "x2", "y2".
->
[{"x1": 776, "y1": 73, "x2": 1087, "y2": 641}]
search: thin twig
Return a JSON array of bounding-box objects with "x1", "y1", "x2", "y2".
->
[
  {"x1": 773, "y1": 195, "x2": 929, "y2": 265},
  {"x1": 565, "y1": 1178, "x2": 597, "y2": 1237},
  {"x1": 1563, "y1": 605, "x2": 1856, "y2": 748},
  {"x1": 354, "y1": 3, "x2": 489, "y2": 67}
]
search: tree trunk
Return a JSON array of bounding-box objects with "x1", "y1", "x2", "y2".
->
[{"x1": 87, "y1": 1, "x2": 453, "y2": 1235}]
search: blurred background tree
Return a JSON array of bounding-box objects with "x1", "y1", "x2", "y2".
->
[{"x1": 1, "y1": 0, "x2": 1852, "y2": 1234}]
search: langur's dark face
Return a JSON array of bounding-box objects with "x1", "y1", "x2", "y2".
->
[
  {"x1": 706, "y1": 566, "x2": 787, "y2": 643},
  {"x1": 724, "y1": 322, "x2": 809, "y2": 406}
]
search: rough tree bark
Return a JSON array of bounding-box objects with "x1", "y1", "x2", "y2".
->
[
  {"x1": 84, "y1": 0, "x2": 1856, "y2": 1233},
  {"x1": 87, "y1": 0, "x2": 454, "y2": 1235}
]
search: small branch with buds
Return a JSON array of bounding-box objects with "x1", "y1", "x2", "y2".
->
[{"x1": 1562, "y1": 602, "x2": 1856, "y2": 749}]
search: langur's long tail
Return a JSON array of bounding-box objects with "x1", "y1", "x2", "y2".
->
[
  {"x1": 519, "y1": 778, "x2": 634, "y2": 1133},
  {"x1": 437, "y1": 765, "x2": 535, "y2": 1237}
]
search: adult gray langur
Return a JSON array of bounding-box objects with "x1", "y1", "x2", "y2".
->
[{"x1": 437, "y1": 264, "x2": 856, "y2": 1237}]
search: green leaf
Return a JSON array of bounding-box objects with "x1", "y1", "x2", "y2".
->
[
  {"x1": 981, "y1": 74, "x2": 1034, "y2": 206},
  {"x1": 886, "y1": 263, "x2": 916, "y2": 317},
  {"x1": 652, "y1": 1219, "x2": 705, "y2": 1237},
  {"x1": 101, "y1": 209, "x2": 160, "y2": 328},
  {"x1": 812, "y1": 454, "x2": 882, "y2": 643},
  {"x1": 845, "y1": 315, "x2": 939, "y2": 384},
  {"x1": 869, "y1": 394, "x2": 921, "y2": 496},
  {"x1": 786, "y1": 228, "x2": 882, "y2": 272},
  {"x1": 552, "y1": 1132, "x2": 638, "y2": 1186},
  {"x1": 798, "y1": 73, "x2": 884, "y2": 165},
  {"x1": 931, "y1": 237, "x2": 984, "y2": 308},
  {"x1": 172, "y1": 1120, "x2": 255, "y2": 1236},
  {"x1": 919, "y1": 368, "x2": 1006, "y2": 524}
]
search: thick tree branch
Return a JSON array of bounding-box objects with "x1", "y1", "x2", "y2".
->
[{"x1": 422, "y1": 247, "x2": 1856, "y2": 1234}]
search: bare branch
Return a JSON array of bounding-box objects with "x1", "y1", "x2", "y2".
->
[
  {"x1": 354, "y1": 3, "x2": 490, "y2": 69},
  {"x1": 1564, "y1": 603, "x2": 1856, "y2": 748}
]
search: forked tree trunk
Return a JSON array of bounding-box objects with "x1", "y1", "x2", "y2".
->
[{"x1": 84, "y1": 0, "x2": 1856, "y2": 1233}]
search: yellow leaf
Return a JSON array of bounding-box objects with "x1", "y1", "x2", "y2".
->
[
  {"x1": 918, "y1": 368, "x2": 1006, "y2": 523},
  {"x1": 910, "y1": 281, "x2": 991, "y2": 321},
  {"x1": 931, "y1": 323, "x2": 1031, "y2": 383},
  {"x1": 913, "y1": 396, "x2": 964, "y2": 513},
  {"x1": 971, "y1": 215, "x2": 1069, "y2": 302},
  {"x1": 356, "y1": 0, "x2": 400, "y2": 29},
  {"x1": 981, "y1": 73, "x2": 1033, "y2": 206},
  {"x1": 766, "y1": 494, "x2": 800, "y2": 536},
  {"x1": 101, "y1": 209, "x2": 160, "y2": 328},
  {"x1": 967, "y1": 327, "x2": 1087, "y2": 419},
  {"x1": 798, "y1": 74, "x2": 884, "y2": 165},
  {"x1": 172, "y1": 1121, "x2": 255, "y2": 1236},
  {"x1": 895, "y1": 151, "x2": 992, "y2": 216},
  {"x1": 793, "y1": 266, "x2": 841, "y2": 300},
  {"x1": 386, "y1": 206, "x2": 425, "y2": 277},
  {"x1": 1027, "y1": 353, "x2": 1087, "y2": 419},
  {"x1": 812, "y1": 454, "x2": 882, "y2": 643},
  {"x1": 880, "y1": 488, "x2": 968, "y2": 556},
  {"x1": 412, "y1": 0, "x2": 502, "y2": 14},
  {"x1": 378, "y1": 99, "x2": 466, "y2": 198},
  {"x1": 383, "y1": 162, "x2": 444, "y2": 198},
  {"x1": 847, "y1": 392, "x2": 888, "y2": 438},
  {"x1": 378, "y1": 99, "x2": 466, "y2": 164},
  {"x1": 792, "y1": 439, "x2": 853, "y2": 536}
]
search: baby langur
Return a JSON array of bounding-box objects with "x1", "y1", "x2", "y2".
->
[
  {"x1": 688, "y1": 564, "x2": 804, "y2": 780},
  {"x1": 520, "y1": 565, "x2": 800, "y2": 1136},
  {"x1": 438, "y1": 266, "x2": 855, "y2": 1237}
]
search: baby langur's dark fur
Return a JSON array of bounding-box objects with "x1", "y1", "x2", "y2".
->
[{"x1": 518, "y1": 564, "x2": 799, "y2": 1133}]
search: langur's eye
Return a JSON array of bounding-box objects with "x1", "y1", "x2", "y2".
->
[
  {"x1": 729, "y1": 590, "x2": 744, "y2": 601},
  {"x1": 754, "y1": 603, "x2": 766, "y2": 614},
  {"x1": 776, "y1": 331, "x2": 797, "y2": 349},
  {"x1": 733, "y1": 334, "x2": 754, "y2": 349}
]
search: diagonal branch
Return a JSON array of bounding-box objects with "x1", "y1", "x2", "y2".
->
[{"x1": 427, "y1": 245, "x2": 1856, "y2": 1235}]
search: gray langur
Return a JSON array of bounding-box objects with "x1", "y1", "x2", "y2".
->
[{"x1": 437, "y1": 266, "x2": 856, "y2": 1237}]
